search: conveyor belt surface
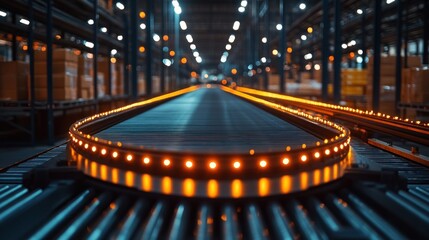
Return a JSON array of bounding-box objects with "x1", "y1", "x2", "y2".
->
[
  {"x1": 1, "y1": 179, "x2": 429, "y2": 239},
  {"x1": 95, "y1": 87, "x2": 319, "y2": 153}
]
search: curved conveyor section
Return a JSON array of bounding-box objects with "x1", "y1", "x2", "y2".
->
[{"x1": 68, "y1": 85, "x2": 351, "y2": 198}]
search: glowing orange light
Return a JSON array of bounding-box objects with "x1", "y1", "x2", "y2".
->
[
  {"x1": 185, "y1": 161, "x2": 193, "y2": 168},
  {"x1": 101, "y1": 149, "x2": 107, "y2": 155},
  {"x1": 286, "y1": 146, "x2": 291, "y2": 151},
  {"x1": 349, "y1": 52, "x2": 355, "y2": 58},
  {"x1": 302, "y1": 144, "x2": 307, "y2": 149},
  {"x1": 78, "y1": 141, "x2": 83, "y2": 146},
  {"x1": 233, "y1": 161, "x2": 241, "y2": 169},
  {"x1": 231, "y1": 68, "x2": 237, "y2": 75},
  {"x1": 287, "y1": 47, "x2": 293, "y2": 53},
  {"x1": 282, "y1": 158, "x2": 290, "y2": 165},
  {"x1": 84, "y1": 144, "x2": 89, "y2": 149},
  {"x1": 259, "y1": 160, "x2": 267, "y2": 168},
  {"x1": 249, "y1": 149, "x2": 255, "y2": 155},
  {"x1": 139, "y1": 11, "x2": 146, "y2": 18},
  {"x1": 180, "y1": 57, "x2": 187, "y2": 64},
  {"x1": 221, "y1": 79, "x2": 227, "y2": 85},
  {"x1": 110, "y1": 57, "x2": 117, "y2": 63},
  {"x1": 163, "y1": 35, "x2": 169, "y2": 41},
  {"x1": 164, "y1": 159, "x2": 171, "y2": 166},
  {"x1": 143, "y1": 157, "x2": 150, "y2": 164},
  {"x1": 301, "y1": 155, "x2": 308, "y2": 162},
  {"x1": 190, "y1": 71, "x2": 197, "y2": 78},
  {"x1": 209, "y1": 161, "x2": 217, "y2": 169},
  {"x1": 139, "y1": 46, "x2": 145, "y2": 53},
  {"x1": 22, "y1": 45, "x2": 28, "y2": 51},
  {"x1": 169, "y1": 50, "x2": 175, "y2": 57},
  {"x1": 126, "y1": 154, "x2": 133, "y2": 161},
  {"x1": 334, "y1": 147, "x2": 339, "y2": 152},
  {"x1": 91, "y1": 146, "x2": 97, "y2": 152},
  {"x1": 340, "y1": 144, "x2": 344, "y2": 149},
  {"x1": 314, "y1": 152, "x2": 320, "y2": 158},
  {"x1": 112, "y1": 151, "x2": 118, "y2": 158},
  {"x1": 265, "y1": 67, "x2": 271, "y2": 72},
  {"x1": 329, "y1": 55, "x2": 334, "y2": 62}
]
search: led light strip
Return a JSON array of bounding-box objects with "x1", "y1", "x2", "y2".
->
[
  {"x1": 236, "y1": 86, "x2": 429, "y2": 128},
  {"x1": 69, "y1": 85, "x2": 351, "y2": 181}
]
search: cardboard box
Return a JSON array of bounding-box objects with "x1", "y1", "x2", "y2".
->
[
  {"x1": 98, "y1": 57, "x2": 117, "y2": 95},
  {"x1": 35, "y1": 87, "x2": 77, "y2": 101},
  {"x1": 409, "y1": 67, "x2": 429, "y2": 103},
  {"x1": 0, "y1": 61, "x2": 29, "y2": 100},
  {"x1": 367, "y1": 56, "x2": 422, "y2": 67},
  {"x1": 34, "y1": 48, "x2": 78, "y2": 62},
  {"x1": 78, "y1": 54, "x2": 94, "y2": 77},
  {"x1": 35, "y1": 61, "x2": 78, "y2": 76},
  {"x1": 34, "y1": 73, "x2": 77, "y2": 88}
]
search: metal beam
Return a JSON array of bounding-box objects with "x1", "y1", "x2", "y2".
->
[
  {"x1": 361, "y1": 1, "x2": 367, "y2": 69},
  {"x1": 395, "y1": 0, "x2": 403, "y2": 115},
  {"x1": 174, "y1": 12, "x2": 180, "y2": 89},
  {"x1": 279, "y1": 0, "x2": 286, "y2": 93},
  {"x1": 46, "y1": 0, "x2": 54, "y2": 145},
  {"x1": 93, "y1": 0, "x2": 99, "y2": 109},
  {"x1": 423, "y1": 0, "x2": 429, "y2": 64},
  {"x1": 333, "y1": 0, "x2": 341, "y2": 104},
  {"x1": 160, "y1": 0, "x2": 166, "y2": 93},
  {"x1": 146, "y1": 0, "x2": 153, "y2": 96},
  {"x1": 321, "y1": 0, "x2": 330, "y2": 101},
  {"x1": 372, "y1": 0, "x2": 382, "y2": 112},
  {"x1": 28, "y1": 0, "x2": 35, "y2": 145},
  {"x1": 122, "y1": 12, "x2": 129, "y2": 96},
  {"x1": 263, "y1": 0, "x2": 269, "y2": 90},
  {"x1": 130, "y1": 0, "x2": 138, "y2": 98}
]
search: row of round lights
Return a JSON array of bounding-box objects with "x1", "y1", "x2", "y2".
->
[
  {"x1": 236, "y1": 86, "x2": 429, "y2": 127},
  {"x1": 172, "y1": 0, "x2": 203, "y2": 64},
  {"x1": 70, "y1": 85, "x2": 350, "y2": 179},
  {"x1": 219, "y1": 0, "x2": 247, "y2": 65},
  {"x1": 71, "y1": 134, "x2": 349, "y2": 173}
]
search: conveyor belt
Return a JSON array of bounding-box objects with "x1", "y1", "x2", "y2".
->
[
  {"x1": 1, "y1": 178, "x2": 429, "y2": 239},
  {"x1": 95, "y1": 88, "x2": 319, "y2": 154}
]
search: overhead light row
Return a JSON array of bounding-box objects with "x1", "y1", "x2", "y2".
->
[
  {"x1": 171, "y1": 1, "x2": 202, "y2": 64},
  {"x1": 219, "y1": 1, "x2": 248, "y2": 66}
]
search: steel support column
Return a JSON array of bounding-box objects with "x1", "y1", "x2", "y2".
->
[
  {"x1": 395, "y1": 0, "x2": 402, "y2": 115},
  {"x1": 107, "y1": 53, "x2": 112, "y2": 95},
  {"x1": 279, "y1": 0, "x2": 286, "y2": 93},
  {"x1": 160, "y1": 0, "x2": 166, "y2": 93},
  {"x1": 146, "y1": 0, "x2": 153, "y2": 96},
  {"x1": 130, "y1": 0, "x2": 138, "y2": 98},
  {"x1": 361, "y1": 2, "x2": 367, "y2": 69},
  {"x1": 423, "y1": 0, "x2": 428, "y2": 64},
  {"x1": 263, "y1": 0, "x2": 269, "y2": 90},
  {"x1": 372, "y1": 0, "x2": 382, "y2": 112},
  {"x1": 46, "y1": 0, "x2": 54, "y2": 145},
  {"x1": 12, "y1": 13, "x2": 17, "y2": 61},
  {"x1": 28, "y1": 0, "x2": 35, "y2": 145},
  {"x1": 333, "y1": 0, "x2": 341, "y2": 104},
  {"x1": 174, "y1": 12, "x2": 179, "y2": 89},
  {"x1": 122, "y1": 13, "x2": 129, "y2": 96},
  {"x1": 93, "y1": 0, "x2": 99, "y2": 107},
  {"x1": 321, "y1": 0, "x2": 330, "y2": 101}
]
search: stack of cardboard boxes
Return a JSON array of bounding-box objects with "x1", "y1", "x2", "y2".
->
[
  {"x1": 341, "y1": 69, "x2": 367, "y2": 96},
  {"x1": 98, "y1": 57, "x2": 116, "y2": 96},
  {"x1": 366, "y1": 56, "x2": 421, "y2": 114},
  {"x1": 0, "y1": 61, "x2": 29, "y2": 100},
  {"x1": 116, "y1": 61, "x2": 124, "y2": 95},
  {"x1": 34, "y1": 48, "x2": 78, "y2": 101},
  {"x1": 402, "y1": 67, "x2": 429, "y2": 104}
]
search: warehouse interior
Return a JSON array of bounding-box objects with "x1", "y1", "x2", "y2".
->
[
  {"x1": 0, "y1": 0, "x2": 427, "y2": 147},
  {"x1": 0, "y1": 0, "x2": 429, "y2": 238}
]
